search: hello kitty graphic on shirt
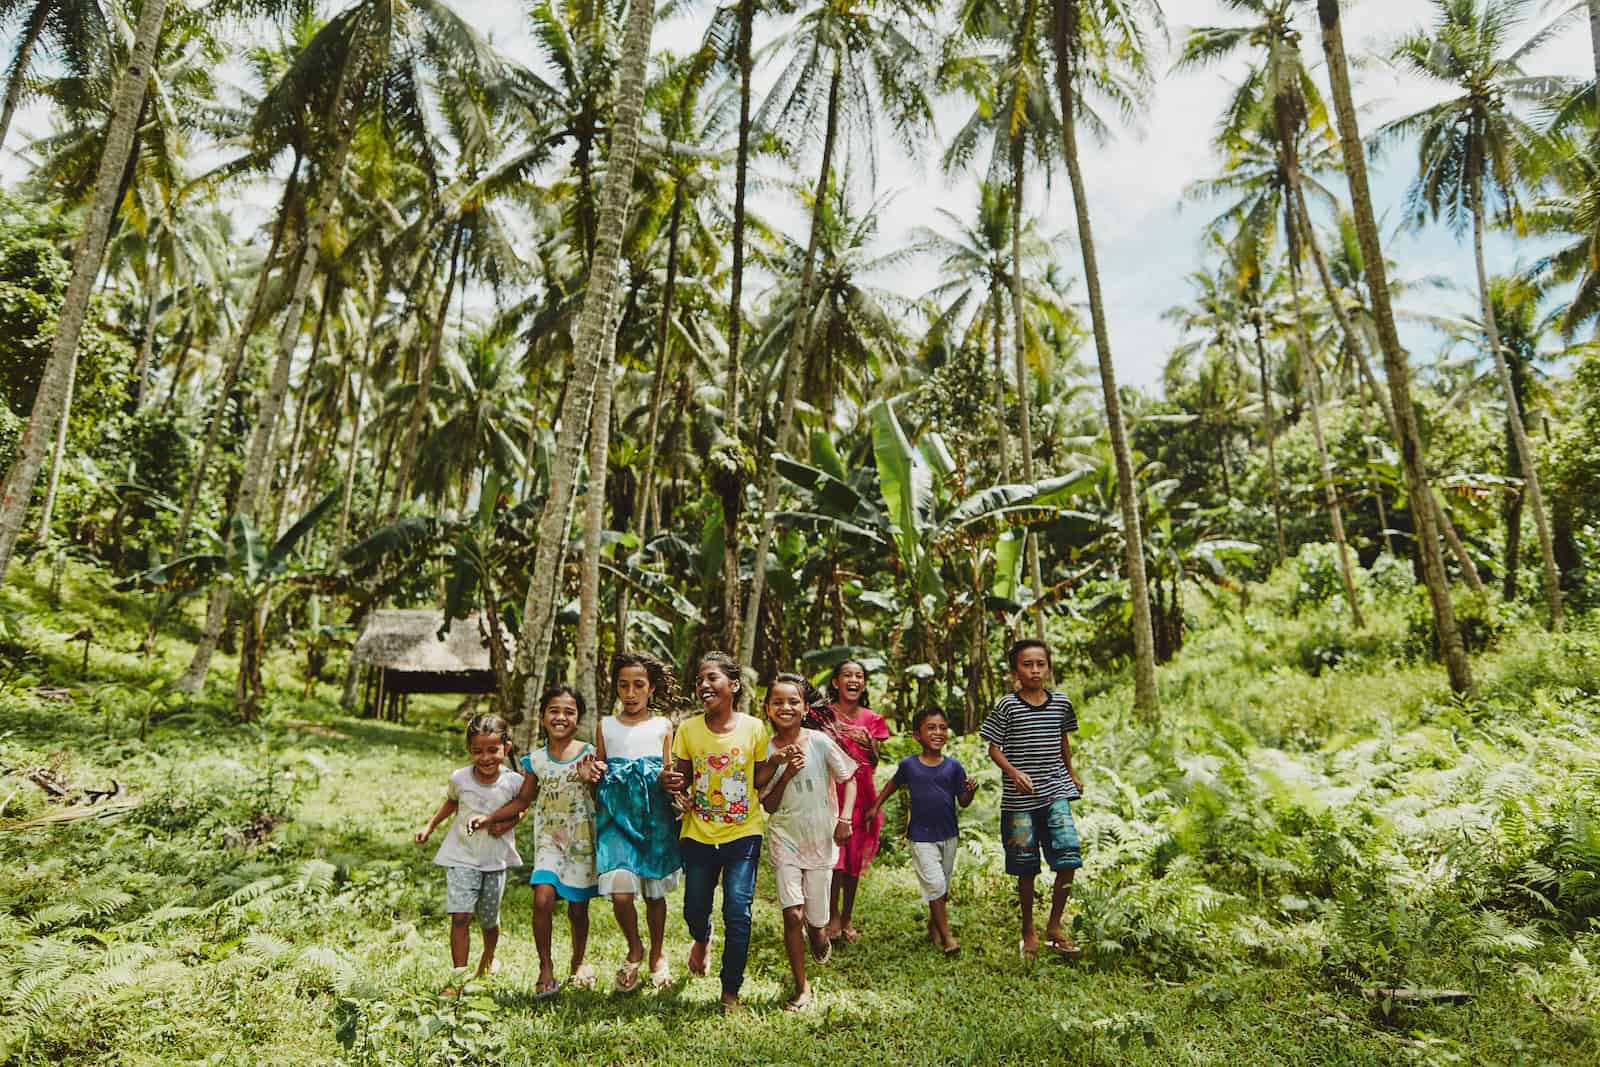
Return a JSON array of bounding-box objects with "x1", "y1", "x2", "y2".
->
[{"x1": 692, "y1": 746, "x2": 752, "y2": 825}]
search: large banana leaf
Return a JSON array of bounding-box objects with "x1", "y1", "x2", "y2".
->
[
  {"x1": 774, "y1": 453, "x2": 865, "y2": 516},
  {"x1": 264, "y1": 491, "x2": 340, "y2": 576},
  {"x1": 342, "y1": 516, "x2": 445, "y2": 570},
  {"x1": 227, "y1": 514, "x2": 264, "y2": 586},
  {"x1": 869, "y1": 399, "x2": 932, "y2": 581},
  {"x1": 993, "y1": 529, "x2": 1025, "y2": 602}
]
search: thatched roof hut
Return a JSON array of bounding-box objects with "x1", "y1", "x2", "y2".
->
[{"x1": 351, "y1": 610, "x2": 510, "y2": 718}]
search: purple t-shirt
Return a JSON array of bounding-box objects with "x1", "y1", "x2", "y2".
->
[{"x1": 891, "y1": 755, "x2": 968, "y2": 842}]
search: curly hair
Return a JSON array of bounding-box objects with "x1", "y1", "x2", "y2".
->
[{"x1": 610, "y1": 650, "x2": 687, "y2": 715}]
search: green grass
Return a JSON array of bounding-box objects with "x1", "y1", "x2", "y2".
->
[{"x1": 2, "y1": 558, "x2": 1598, "y2": 1065}]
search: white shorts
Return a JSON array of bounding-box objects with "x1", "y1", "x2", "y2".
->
[
  {"x1": 774, "y1": 863, "x2": 831, "y2": 928},
  {"x1": 598, "y1": 869, "x2": 681, "y2": 901},
  {"x1": 909, "y1": 838, "x2": 958, "y2": 903}
]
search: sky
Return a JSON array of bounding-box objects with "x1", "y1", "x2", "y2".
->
[{"x1": 2, "y1": 0, "x2": 1594, "y2": 392}]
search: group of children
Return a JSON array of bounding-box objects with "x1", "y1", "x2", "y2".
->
[{"x1": 415, "y1": 639, "x2": 1085, "y2": 1012}]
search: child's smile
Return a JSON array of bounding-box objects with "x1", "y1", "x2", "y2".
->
[
  {"x1": 468, "y1": 735, "x2": 508, "y2": 781},
  {"x1": 836, "y1": 663, "x2": 866, "y2": 701},
  {"x1": 766, "y1": 683, "x2": 806, "y2": 734},
  {"x1": 696, "y1": 666, "x2": 734, "y2": 708},
  {"x1": 543, "y1": 695, "x2": 580, "y2": 741}
]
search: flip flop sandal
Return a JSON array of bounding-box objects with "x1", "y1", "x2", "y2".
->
[
  {"x1": 783, "y1": 993, "x2": 812, "y2": 1013},
  {"x1": 568, "y1": 964, "x2": 597, "y2": 990},
  {"x1": 650, "y1": 960, "x2": 674, "y2": 989},
  {"x1": 1045, "y1": 936, "x2": 1082, "y2": 959},
  {"x1": 815, "y1": 939, "x2": 833, "y2": 966},
  {"x1": 615, "y1": 960, "x2": 642, "y2": 993},
  {"x1": 943, "y1": 944, "x2": 962, "y2": 958},
  {"x1": 532, "y1": 978, "x2": 561, "y2": 1002}
]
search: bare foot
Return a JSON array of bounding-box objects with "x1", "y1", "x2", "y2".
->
[
  {"x1": 1020, "y1": 934, "x2": 1040, "y2": 960},
  {"x1": 687, "y1": 939, "x2": 710, "y2": 977},
  {"x1": 942, "y1": 936, "x2": 961, "y2": 956},
  {"x1": 784, "y1": 986, "x2": 812, "y2": 1012},
  {"x1": 840, "y1": 924, "x2": 860, "y2": 944},
  {"x1": 824, "y1": 921, "x2": 842, "y2": 942}
]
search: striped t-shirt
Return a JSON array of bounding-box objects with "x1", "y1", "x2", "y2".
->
[{"x1": 979, "y1": 691, "x2": 1080, "y2": 812}]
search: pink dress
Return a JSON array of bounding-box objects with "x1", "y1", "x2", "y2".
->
[{"x1": 829, "y1": 705, "x2": 890, "y2": 877}]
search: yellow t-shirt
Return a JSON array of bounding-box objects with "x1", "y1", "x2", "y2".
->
[{"x1": 672, "y1": 713, "x2": 770, "y2": 845}]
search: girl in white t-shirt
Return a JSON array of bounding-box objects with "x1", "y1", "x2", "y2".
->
[
  {"x1": 759, "y1": 672, "x2": 856, "y2": 1012},
  {"x1": 415, "y1": 713, "x2": 524, "y2": 996}
]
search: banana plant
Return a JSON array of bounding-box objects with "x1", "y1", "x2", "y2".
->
[
  {"x1": 119, "y1": 492, "x2": 339, "y2": 720},
  {"x1": 776, "y1": 399, "x2": 1096, "y2": 709}
]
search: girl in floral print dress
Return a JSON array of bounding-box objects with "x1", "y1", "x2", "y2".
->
[{"x1": 474, "y1": 685, "x2": 603, "y2": 999}]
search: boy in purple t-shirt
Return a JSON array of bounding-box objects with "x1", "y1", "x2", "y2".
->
[{"x1": 867, "y1": 708, "x2": 978, "y2": 956}]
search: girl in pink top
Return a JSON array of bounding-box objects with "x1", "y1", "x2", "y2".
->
[{"x1": 809, "y1": 659, "x2": 888, "y2": 944}]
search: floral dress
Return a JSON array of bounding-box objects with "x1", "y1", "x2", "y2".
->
[{"x1": 521, "y1": 745, "x2": 599, "y2": 902}]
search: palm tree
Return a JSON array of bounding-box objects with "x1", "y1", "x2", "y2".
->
[
  {"x1": 514, "y1": 0, "x2": 657, "y2": 746},
  {"x1": 1178, "y1": 3, "x2": 1363, "y2": 623},
  {"x1": 0, "y1": 0, "x2": 107, "y2": 152},
  {"x1": 1379, "y1": 0, "x2": 1567, "y2": 629},
  {"x1": 1048, "y1": 0, "x2": 1163, "y2": 714},
  {"x1": 942, "y1": 0, "x2": 1065, "y2": 634},
  {"x1": 1315, "y1": 0, "x2": 1473, "y2": 693},
  {"x1": 737, "y1": 0, "x2": 936, "y2": 667},
  {"x1": 0, "y1": 0, "x2": 169, "y2": 585}
]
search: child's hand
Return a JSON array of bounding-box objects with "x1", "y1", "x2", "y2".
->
[
  {"x1": 578, "y1": 754, "x2": 607, "y2": 784},
  {"x1": 961, "y1": 778, "x2": 980, "y2": 798},
  {"x1": 659, "y1": 767, "x2": 685, "y2": 793},
  {"x1": 783, "y1": 745, "x2": 807, "y2": 774},
  {"x1": 1071, "y1": 773, "x2": 1084, "y2": 796},
  {"x1": 414, "y1": 826, "x2": 432, "y2": 845},
  {"x1": 466, "y1": 815, "x2": 488, "y2": 834},
  {"x1": 1010, "y1": 769, "x2": 1036, "y2": 795},
  {"x1": 833, "y1": 816, "x2": 854, "y2": 844}
]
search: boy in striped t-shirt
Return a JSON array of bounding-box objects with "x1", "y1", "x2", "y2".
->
[{"x1": 980, "y1": 638, "x2": 1084, "y2": 958}]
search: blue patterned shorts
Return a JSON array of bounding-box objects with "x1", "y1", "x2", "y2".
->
[
  {"x1": 1001, "y1": 797, "x2": 1082, "y2": 876},
  {"x1": 445, "y1": 866, "x2": 507, "y2": 927}
]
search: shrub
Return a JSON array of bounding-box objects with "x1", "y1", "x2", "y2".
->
[
  {"x1": 1406, "y1": 588, "x2": 1506, "y2": 658},
  {"x1": 1292, "y1": 542, "x2": 1359, "y2": 612}
]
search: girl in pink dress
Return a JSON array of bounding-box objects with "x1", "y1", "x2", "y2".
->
[{"x1": 810, "y1": 659, "x2": 888, "y2": 944}]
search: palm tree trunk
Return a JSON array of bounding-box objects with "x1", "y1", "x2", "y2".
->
[
  {"x1": 0, "y1": 0, "x2": 169, "y2": 584},
  {"x1": 1051, "y1": 0, "x2": 1156, "y2": 713},
  {"x1": 1282, "y1": 151, "x2": 1363, "y2": 626},
  {"x1": 0, "y1": 0, "x2": 48, "y2": 154},
  {"x1": 393, "y1": 226, "x2": 463, "y2": 514},
  {"x1": 1468, "y1": 157, "x2": 1562, "y2": 628},
  {"x1": 1009, "y1": 140, "x2": 1045, "y2": 638},
  {"x1": 1294, "y1": 188, "x2": 1482, "y2": 590},
  {"x1": 515, "y1": 0, "x2": 657, "y2": 750},
  {"x1": 158, "y1": 315, "x2": 193, "y2": 415},
  {"x1": 721, "y1": 0, "x2": 756, "y2": 648},
  {"x1": 575, "y1": 335, "x2": 616, "y2": 718},
  {"x1": 334, "y1": 355, "x2": 367, "y2": 561},
  {"x1": 618, "y1": 180, "x2": 684, "y2": 646},
  {"x1": 34, "y1": 352, "x2": 74, "y2": 544},
  {"x1": 175, "y1": 125, "x2": 354, "y2": 697},
  {"x1": 1588, "y1": 0, "x2": 1600, "y2": 112},
  {"x1": 173, "y1": 151, "x2": 301, "y2": 557},
  {"x1": 1251, "y1": 318, "x2": 1288, "y2": 563},
  {"x1": 132, "y1": 272, "x2": 161, "y2": 409},
  {"x1": 991, "y1": 288, "x2": 1013, "y2": 478},
  {"x1": 737, "y1": 60, "x2": 843, "y2": 670},
  {"x1": 1317, "y1": 0, "x2": 1472, "y2": 692},
  {"x1": 273, "y1": 276, "x2": 333, "y2": 537}
]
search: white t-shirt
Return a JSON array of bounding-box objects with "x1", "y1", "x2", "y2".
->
[
  {"x1": 601, "y1": 715, "x2": 671, "y2": 761},
  {"x1": 763, "y1": 729, "x2": 856, "y2": 869},
  {"x1": 432, "y1": 764, "x2": 524, "y2": 871}
]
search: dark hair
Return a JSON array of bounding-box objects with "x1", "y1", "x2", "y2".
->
[
  {"x1": 764, "y1": 672, "x2": 808, "y2": 705},
  {"x1": 911, "y1": 707, "x2": 948, "y2": 732},
  {"x1": 465, "y1": 713, "x2": 514, "y2": 760},
  {"x1": 1006, "y1": 638, "x2": 1051, "y2": 670},
  {"x1": 610, "y1": 651, "x2": 685, "y2": 712},
  {"x1": 538, "y1": 684, "x2": 586, "y2": 721},
  {"x1": 694, "y1": 650, "x2": 743, "y2": 695},
  {"x1": 826, "y1": 658, "x2": 871, "y2": 708}
]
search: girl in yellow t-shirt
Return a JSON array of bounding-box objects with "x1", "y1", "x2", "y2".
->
[{"x1": 662, "y1": 651, "x2": 776, "y2": 1012}]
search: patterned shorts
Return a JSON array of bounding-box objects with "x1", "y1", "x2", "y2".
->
[
  {"x1": 1000, "y1": 797, "x2": 1082, "y2": 876},
  {"x1": 445, "y1": 866, "x2": 507, "y2": 928}
]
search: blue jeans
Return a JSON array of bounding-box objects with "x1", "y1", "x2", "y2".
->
[{"x1": 680, "y1": 835, "x2": 762, "y2": 997}]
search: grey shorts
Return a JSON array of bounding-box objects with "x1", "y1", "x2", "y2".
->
[{"x1": 445, "y1": 866, "x2": 507, "y2": 928}]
